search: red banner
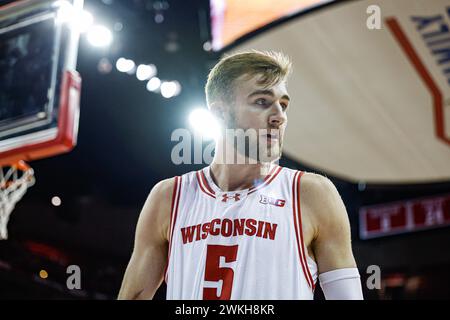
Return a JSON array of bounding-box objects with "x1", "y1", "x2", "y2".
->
[{"x1": 359, "y1": 194, "x2": 450, "y2": 239}]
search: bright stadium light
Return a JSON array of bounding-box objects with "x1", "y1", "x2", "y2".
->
[
  {"x1": 87, "y1": 25, "x2": 113, "y2": 47},
  {"x1": 116, "y1": 58, "x2": 136, "y2": 73},
  {"x1": 55, "y1": 1, "x2": 93, "y2": 33},
  {"x1": 51, "y1": 196, "x2": 62, "y2": 207},
  {"x1": 75, "y1": 10, "x2": 94, "y2": 33},
  {"x1": 55, "y1": 0, "x2": 74, "y2": 24},
  {"x1": 136, "y1": 64, "x2": 157, "y2": 81},
  {"x1": 189, "y1": 108, "x2": 221, "y2": 141},
  {"x1": 160, "y1": 81, "x2": 181, "y2": 98},
  {"x1": 146, "y1": 77, "x2": 161, "y2": 92}
]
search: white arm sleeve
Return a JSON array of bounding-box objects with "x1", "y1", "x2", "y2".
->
[{"x1": 318, "y1": 268, "x2": 364, "y2": 300}]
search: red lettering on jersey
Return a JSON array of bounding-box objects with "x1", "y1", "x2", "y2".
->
[
  {"x1": 181, "y1": 226, "x2": 196, "y2": 244},
  {"x1": 221, "y1": 219, "x2": 233, "y2": 237},
  {"x1": 245, "y1": 219, "x2": 257, "y2": 236},
  {"x1": 195, "y1": 224, "x2": 202, "y2": 241},
  {"x1": 210, "y1": 219, "x2": 221, "y2": 236},
  {"x1": 201, "y1": 222, "x2": 211, "y2": 239},
  {"x1": 181, "y1": 218, "x2": 278, "y2": 244},
  {"x1": 233, "y1": 218, "x2": 245, "y2": 236},
  {"x1": 256, "y1": 220, "x2": 265, "y2": 237},
  {"x1": 263, "y1": 222, "x2": 278, "y2": 240}
]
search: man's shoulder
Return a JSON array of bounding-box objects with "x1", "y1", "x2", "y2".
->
[
  {"x1": 152, "y1": 177, "x2": 177, "y2": 195},
  {"x1": 297, "y1": 171, "x2": 340, "y2": 211},
  {"x1": 299, "y1": 171, "x2": 348, "y2": 227},
  {"x1": 300, "y1": 171, "x2": 336, "y2": 195},
  {"x1": 150, "y1": 168, "x2": 201, "y2": 197},
  {"x1": 280, "y1": 167, "x2": 335, "y2": 193}
]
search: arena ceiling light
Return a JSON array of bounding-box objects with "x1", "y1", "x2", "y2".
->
[
  {"x1": 51, "y1": 196, "x2": 62, "y2": 207},
  {"x1": 136, "y1": 64, "x2": 157, "y2": 81},
  {"x1": 116, "y1": 58, "x2": 136, "y2": 73},
  {"x1": 55, "y1": 2, "x2": 111, "y2": 48},
  {"x1": 55, "y1": 1, "x2": 93, "y2": 33},
  {"x1": 146, "y1": 77, "x2": 161, "y2": 92},
  {"x1": 160, "y1": 81, "x2": 181, "y2": 98},
  {"x1": 54, "y1": 0, "x2": 75, "y2": 23},
  {"x1": 86, "y1": 25, "x2": 113, "y2": 47},
  {"x1": 75, "y1": 10, "x2": 94, "y2": 33}
]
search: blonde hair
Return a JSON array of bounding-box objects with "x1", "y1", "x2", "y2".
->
[{"x1": 205, "y1": 50, "x2": 292, "y2": 107}]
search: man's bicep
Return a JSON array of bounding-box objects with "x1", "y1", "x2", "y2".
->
[
  {"x1": 135, "y1": 179, "x2": 174, "y2": 248},
  {"x1": 307, "y1": 174, "x2": 357, "y2": 274},
  {"x1": 314, "y1": 220, "x2": 356, "y2": 273},
  {"x1": 118, "y1": 178, "x2": 174, "y2": 299}
]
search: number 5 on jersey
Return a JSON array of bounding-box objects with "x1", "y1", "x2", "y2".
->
[{"x1": 203, "y1": 244, "x2": 239, "y2": 300}]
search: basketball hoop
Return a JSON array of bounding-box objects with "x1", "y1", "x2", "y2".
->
[{"x1": 0, "y1": 161, "x2": 35, "y2": 240}]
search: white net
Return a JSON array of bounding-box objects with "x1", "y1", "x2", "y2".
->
[{"x1": 0, "y1": 161, "x2": 35, "y2": 240}]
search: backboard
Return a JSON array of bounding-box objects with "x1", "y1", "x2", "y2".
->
[{"x1": 0, "y1": 0, "x2": 83, "y2": 166}]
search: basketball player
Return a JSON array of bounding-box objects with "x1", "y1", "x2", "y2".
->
[{"x1": 118, "y1": 51, "x2": 364, "y2": 300}]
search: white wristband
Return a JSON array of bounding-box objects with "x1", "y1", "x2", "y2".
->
[{"x1": 318, "y1": 268, "x2": 364, "y2": 300}]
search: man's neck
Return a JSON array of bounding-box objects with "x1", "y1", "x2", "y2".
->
[{"x1": 209, "y1": 161, "x2": 274, "y2": 192}]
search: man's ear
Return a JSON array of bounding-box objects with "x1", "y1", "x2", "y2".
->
[{"x1": 209, "y1": 101, "x2": 226, "y2": 121}]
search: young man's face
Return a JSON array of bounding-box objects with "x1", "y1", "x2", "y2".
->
[{"x1": 223, "y1": 73, "x2": 290, "y2": 163}]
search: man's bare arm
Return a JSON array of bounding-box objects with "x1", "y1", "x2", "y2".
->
[
  {"x1": 302, "y1": 173, "x2": 356, "y2": 272},
  {"x1": 302, "y1": 172, "x2": 363, "y2": 299},
  {"x1": 117, "y1": 178, "x2": 175, "y2": 300}
]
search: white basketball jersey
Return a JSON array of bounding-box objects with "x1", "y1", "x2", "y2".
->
[{"x1": 164, "y1": 165, "x2": 318, "y2": 300}]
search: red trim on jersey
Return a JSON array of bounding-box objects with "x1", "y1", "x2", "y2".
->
[
  {"x1": 196, "y1": 171, "x2": 216, "y2": 199},
  {"x1": 164, "y1": 176, "x2": 182, "y2": 284},
  {"x1": 296, "y1": 171, "x2": 316, "y2": 290},
  {"x1": 297, "y1": 171, "x2": 315, "y2": 291},
  {"x1": 200, "y1": 170, "x2": 216, "y2": 196},
  {"x1": 196, "y1": 165, "x2": 281, "y2": 197},
  {"x1": 248, "y1": 165, "x2": 277, "y2": 192},
  {"x1": 292, "y1": 171, "x2": 311, "y2": 289},
  {"x1": 292, "y1": 171, "x2": 315, "y2": 291},
  {"x1": 248, "y1": 165, "x2": 282, "y2": 195}
]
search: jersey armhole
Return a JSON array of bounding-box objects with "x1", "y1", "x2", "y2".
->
[
  {"x1": 164, "y1": 176, "x2": 182, "y2": 284},
  {"x1": 292, "y1": 170, "x2": 317, "y2": 291}
]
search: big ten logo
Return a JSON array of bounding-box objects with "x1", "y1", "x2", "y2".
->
[
  {"x1": 367, "y1": 5, "x2": 382, "y2": 30},
  {"x1": 259, "y1": 195, "x2": 286, "y2": 207},
  {"x1": 66, "y1": 265, "x2": 81, "y2": 290}
]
